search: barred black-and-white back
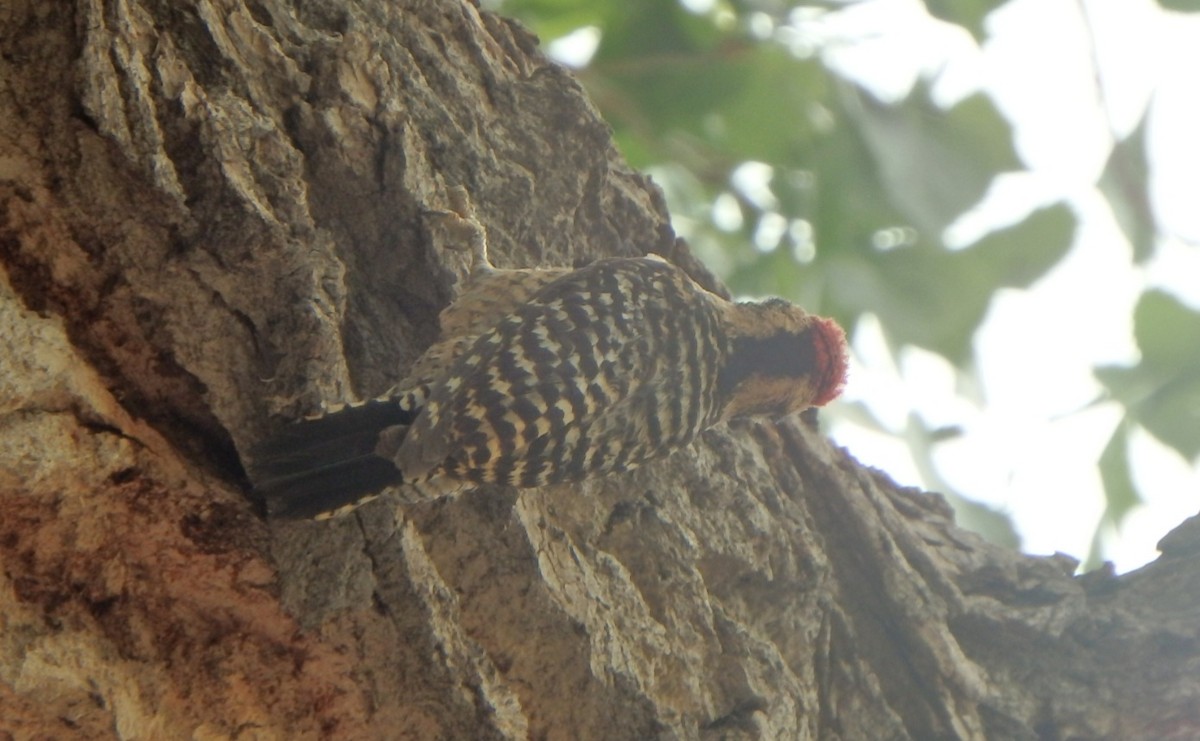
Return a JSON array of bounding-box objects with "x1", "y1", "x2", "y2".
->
[{"x1": 393, "y1": 256, "x2": 729, "y2": 489}]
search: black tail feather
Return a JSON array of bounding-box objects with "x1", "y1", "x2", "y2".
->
[{"x1": 249, "y1": 399, "x2": 414, "y2": 519}]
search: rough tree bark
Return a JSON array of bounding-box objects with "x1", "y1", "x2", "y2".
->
[{"x1": 1, "y1": 1, "x2": 1198, "y2": 739}]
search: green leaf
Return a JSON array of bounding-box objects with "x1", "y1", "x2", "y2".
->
[
  {"x1": 1087, "y1": 421, "x2": 1145, "y2": 572},
  {"x1": 586, "y1": 1, "x2": 738, "y2": 133},
  {"x1": 1098, "y1": 118, "x2": 1156, "y2": 262},
  {"x1": 846, "y1": 83, "x2": 1021, "y2": 237},
  {"x1": 1158, "y1": 0, "x2": 1200, "y2": 11},
  {"x1": 1097, "y1": 423, "x2": 1143, "y2": 526},
  {"x1": 923, "y1": 0, "x2": 1008, "y2": 41},
  {"x1": 1095, "y1": 290, "x2": 1200, "y2": 460},
  {"x1": 713, "y1": 48, "x2": 829, "y2": 163},
  {"x1": 969, "y1": 200, "x2": 1077, "y2": 283},
  {"x1": 1137, "y1": 374, "x2": 1200, "y2": 461},
  {"x1": 585, "y1": 17, "x2": 830, "y2": 169},
  {"x1": 802, "y1": 122, "x2": 909, "y2": 260},
  {"x1": 944, "y1": 495, "x2": 1021, "y2": 548},
  {"x1": 501, "y1": 0, "x2": 610, "y2": 41},
  {"x1": 1132, "y1": 289, "x2": 1200, "y2": 372},
  {"x1": 825, "y1": 203, "x2": 1075, "y2": 362}
]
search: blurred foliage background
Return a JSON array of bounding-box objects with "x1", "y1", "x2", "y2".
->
[{"x1": 492, "y1": 0, "x2": 1200, "y2": 569}]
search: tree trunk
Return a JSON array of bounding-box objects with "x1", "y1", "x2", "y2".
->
[{"x1": 1, "y1": 1, "x2": 1197, "y2": 739}]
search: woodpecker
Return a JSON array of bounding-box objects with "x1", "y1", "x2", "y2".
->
[{"x1": 250, "y1": 198, "x2": 848, "y2": 520}]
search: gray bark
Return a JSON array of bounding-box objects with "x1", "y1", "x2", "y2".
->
[{"x1": 1, "y1": 1, "x2": 1197, "y2": 739}]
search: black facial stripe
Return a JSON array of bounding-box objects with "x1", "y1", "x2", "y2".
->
[{"x1": 718, "y1": 327, "x2": 816, "y2": 396}]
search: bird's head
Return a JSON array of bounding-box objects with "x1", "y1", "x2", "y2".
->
[{"x1": 718, "y1": 298, "x2": 848, "y2": 420}]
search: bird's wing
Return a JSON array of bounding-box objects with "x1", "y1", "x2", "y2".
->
[
  {"x1": 393, "y1": 257, "x2": 684, "y2": 485},
  {"x1": 391, "y1": 266, "x2": 575, "y2": 413}
]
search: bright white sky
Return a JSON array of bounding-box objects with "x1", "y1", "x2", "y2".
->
[
  {"x1": 546, "y1": 0, "x2": 1200, "y2": 572},
  {"x1": 815, "y1": 0, "x2": 1200, "y2": 572}
]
